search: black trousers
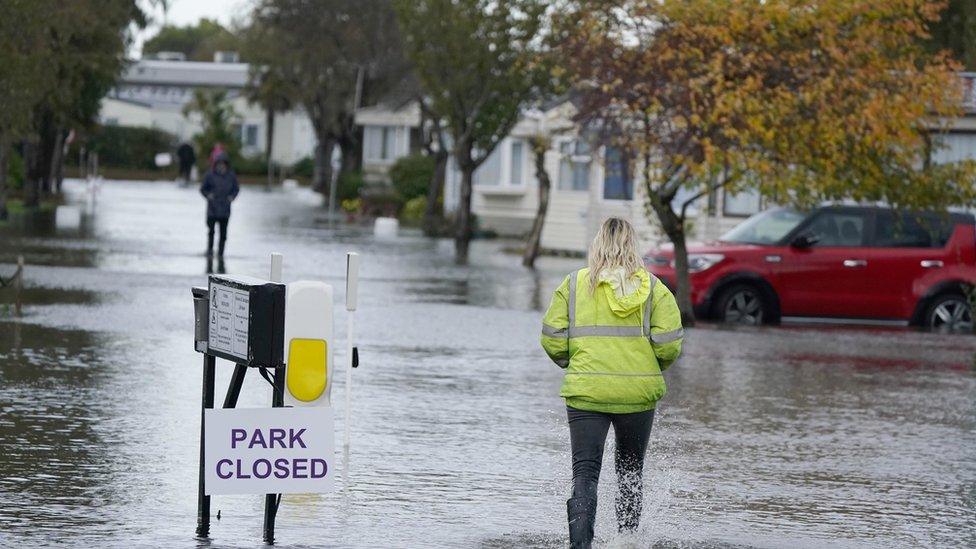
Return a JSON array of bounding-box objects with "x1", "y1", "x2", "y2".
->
[
  {"x1": 567, "y1": 406, "x2": 655, "y2": 531},
  {"x1": 207, "y1": 216, "x2": 228, "y2": 256}
]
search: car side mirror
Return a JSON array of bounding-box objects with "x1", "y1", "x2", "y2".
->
[{"x1": 791, "y1": 233, "x2": 820, "y2": 249}]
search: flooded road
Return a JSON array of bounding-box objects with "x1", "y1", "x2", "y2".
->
[{"x1": 1, "y1": 179, "x2": 974, "y2": 548}]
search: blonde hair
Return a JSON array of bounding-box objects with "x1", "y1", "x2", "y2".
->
[{"x1": 587, "y1": 217, "x2": 644, "y2": 291}]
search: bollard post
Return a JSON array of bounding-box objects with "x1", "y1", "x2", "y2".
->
[
  {"x1": 193, "y1": 272, "x2": 290, "y2": 544},
  {"x1": 263, "y1": 252, "x2": 285, "y2": 544},
  {"x1": 14, "y1": 256, "x2": 23, "y2": 317},
  {"x1": 262, "y1": 365, "x2": 285, "y2": 544},
  {"x1": 270, "y1": 253, "x2": 283, "y2": 283},
  {"x1": 196, "y1": 353, "x2": 216, "y2": 538},
  {"x1": 343, "y1": 253, "x2": 360, "y2": 479},
  {"x1": 222, "y1": 364, "x2": 247, "y2": 408}
]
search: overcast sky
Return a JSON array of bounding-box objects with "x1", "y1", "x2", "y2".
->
[{"x1": 132, "y1": 0, "x2": 254, "y2": 57}]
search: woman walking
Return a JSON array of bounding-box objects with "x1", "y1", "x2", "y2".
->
[{"x1": 541, "y1": 217, "x2": 684, "y2": 548}]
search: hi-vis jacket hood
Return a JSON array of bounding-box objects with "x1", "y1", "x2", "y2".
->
[
  {"x1": 541, "y1": 267, "x2": 684, "y2": 414},
  {"x1": 597, "y1": 267, "x2": 651, "y2": 318}
]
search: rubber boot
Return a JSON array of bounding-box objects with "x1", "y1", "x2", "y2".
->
[{"x1": 567, "y1": 496, "x2": 596, "y2": 549}]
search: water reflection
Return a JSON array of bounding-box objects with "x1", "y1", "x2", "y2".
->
[
  {"x1": 0, "y1": 323, "x2": 112, "y2": 534},
  {"x1": 205, "y1": 256, "x2": 226, "y2": 275},
  {"x1": 0, "y1": 179, "x2": 973, "y2": 548}
]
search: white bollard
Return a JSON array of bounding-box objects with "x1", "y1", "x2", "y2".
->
[
  {"x1": 282, "y1": 281, "x2": 334, "y2": 409},
  {"x1": 373, "y1": 217, "x2": 399, "y2": 239},
  {"x1": 55, "y1": 205, "x2": 82, "y2": 230},
  {"x1": 343, "y1": 252, "x2": 360, "y2": 480},
  {"x1": 154, "y1": 152, "x2": 173, "y2": 168},
  {"x1": 269, "y1": 253, "x2": 283, "y2": 283}
]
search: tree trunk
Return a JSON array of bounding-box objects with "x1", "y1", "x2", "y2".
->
[
  {"x1": 422, "y1": 150, "x2": 448, "y2": 237},
  {"x1": 648, "y1": 193, "x2": 695, "y2": 325},
  {"x1": 0, "y1": 134, "x2": 8, "y2": 221},
  {"x1": 24, "y1": 140, "x2": 39, "y2": 208},
  {"x1": 337, "y1": 133, "x2": 358, "y2": 180},
  {"x1": 670, "y1": 230, "x2": 693, "y2": 325},
  {"x1": 455, "y1": 161, "x2": 475, "y2": 265},
  {"x1": 49, "y1": 127, "x2": 64, "y2": 194},
  {"x1": 522, "y1": 144, "x2": 551, "y2": 268},
  {"x1": 265, "y1": 108, "x2": 275, "y2": 190},
  {"x1": 35, "y1": 114, "x2": 56, "y2": 196},
  {"x1": 55, "y1": 134, "x2": 67, "y2": 192},
  {"x1": 337, "y1": 116, "x2": 362, "y2": 177}
]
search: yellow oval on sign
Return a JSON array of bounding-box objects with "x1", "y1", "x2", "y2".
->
[{"x1": 286, "y1": 338, "x2": 327, "y2": 402}]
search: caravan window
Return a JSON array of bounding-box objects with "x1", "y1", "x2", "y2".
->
[
  {"x1": 365, "y1": 125, "x2": 398, "y2": 161},
  {"x1": 603, "y1": 146, "x2": 632, "y2": 200},
  {"x1": 510, "y1": 140, "x2": 524, "y2": 185},
  {"x1": 723, "y1": 188, "x2": 762, "y2": 217},
  {"x1": 558, "y1": 140, "x2": 590, "y2": 191},
  {"x1": 474, "y1": 146, "x2": 502, "y2": 185},
  {"x1": 242, "y1": 124, "x2": 259, "y2": 147}
]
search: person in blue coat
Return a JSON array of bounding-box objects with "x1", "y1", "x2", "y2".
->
[{"x1": 200, "y1": 152, "x2": 239, "y2": 257}]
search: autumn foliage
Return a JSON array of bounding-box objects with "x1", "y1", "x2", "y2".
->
[{"x1": 555, "y1": 0, "x2": 976, "y2": 321}]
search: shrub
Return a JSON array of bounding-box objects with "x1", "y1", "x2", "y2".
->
[
  {"x1": 359, "y1": 181, "x2": 400, "y2": 217},
  {"x1": 74, "y1": 125, "x2": 177, "y2": 170},
  {"x1": 337, "y1": 170, "x2": 365, "y2": 201},
  {"x1": 389, "y1": 154, "x2": 434, "y2": 201},
  {"x1": 233, "y1": 154, "x2": 269, "y2": 176},
  {"x1": 400, "y1": 196, "x2": 427, "y2": 225},
  {"x1": 291, "y1": 156, "x2": 314, "y2": 178},
  {"x1": 341, "y1": 198, "x2": 361, "y2": 213},
  {"x1": 5, "y1": 147, "x2": 24, "y2": 191}
]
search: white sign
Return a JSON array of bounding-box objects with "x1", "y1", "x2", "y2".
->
[
  {"x1": 154, "y1": 152, "x2": 173, "y2": 168},
  {"x1": 204, "y1": 407, "x2": 336, "y2": 495},
  {"x1": 209, "y1": 282, "x2": 249, "y2": 360}
]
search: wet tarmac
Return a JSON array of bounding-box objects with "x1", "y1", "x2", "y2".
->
[{"x1": 0, "y1": 179, "x2": 974, "y2": 548}]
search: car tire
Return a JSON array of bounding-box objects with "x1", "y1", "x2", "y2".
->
[
  {"x1": 714, "y1": 283, "x2": 767, "y2": 326},
  {"x1": 923, "y1": 293, "x2": 974, "y2": 334}
]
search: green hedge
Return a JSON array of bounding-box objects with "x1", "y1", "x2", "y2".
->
[
  {"x1": 74, "y1": 125, "x2": 178, "y2": 170},
  {"x1": 233, "y1": 154, "x2": 269, "y2": 176},
  {"x1": 4, "y1": 146, "x2": 25, "y2": 191},
  {"x1": 291, "y1": 156, "x2": 314, "y2": 179}
]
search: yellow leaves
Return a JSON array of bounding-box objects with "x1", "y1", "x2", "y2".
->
[{"x1": 559, "y1": 0, "x2": 973, "y2": 209}]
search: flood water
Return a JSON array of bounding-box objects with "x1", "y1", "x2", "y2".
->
[{"x1": 1, "y1": 179, "x2": 974, "y2": 548}]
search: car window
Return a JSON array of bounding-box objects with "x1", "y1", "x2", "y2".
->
[
  {"x1": 721, "y1": 208, "x2": 806, "y2": 245},
  {"x1": 873, "y1": 212, "x2": 952, "y2": 248},
  {"x1": 805, "y1": 211, "x2": 866, "y2": 246}
]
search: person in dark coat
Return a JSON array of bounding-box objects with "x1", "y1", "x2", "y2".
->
[
  {"x1": 200, "y1": 152, "x2": 239, "y2": 257},
  {"x1": 176, "y1": 142, "x2": 196, "y2": 184}
]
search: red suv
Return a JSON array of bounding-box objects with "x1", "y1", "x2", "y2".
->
[{"x1": 645, "y1": 206, "x2": 975, "y2": 332}]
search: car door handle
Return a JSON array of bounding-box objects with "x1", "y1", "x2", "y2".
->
[
  {"x1": 920, "y1": 260, "x2": 944, "y2": 268},
  {"x1": 843, "y1": 259, "x2": 867, "y2": 268}
]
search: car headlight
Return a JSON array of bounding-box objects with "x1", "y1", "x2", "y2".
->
[
  {"x1": 672, "y1": 253, "x2": 725, "y2": 273},
  {"x1": 644, "y1": 255, "x2": 669, "y2": 267}
]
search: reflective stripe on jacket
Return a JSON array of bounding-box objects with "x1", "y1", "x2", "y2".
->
[{"x1": 540, "y1": 267, "x2": 684, "y2": 414}]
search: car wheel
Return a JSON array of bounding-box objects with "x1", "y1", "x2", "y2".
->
[
  {"x1": 924, "y1": 293, "x2": 973, "y2": 334},
  {"x1": 715, "y1": 284, "x2": 766, "y2": 326}
]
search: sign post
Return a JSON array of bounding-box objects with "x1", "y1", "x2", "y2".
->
[
  {"x1": 192, "y1": 272, "x2": 286, "y2": 542},
  {"x1": 191, "y1": 251, "x2": 354, "y2": 545}
]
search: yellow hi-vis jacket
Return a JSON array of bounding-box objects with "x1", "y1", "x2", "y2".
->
[{"x1": 541, "y1": 267, "x2": 684, "y2": 414}]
